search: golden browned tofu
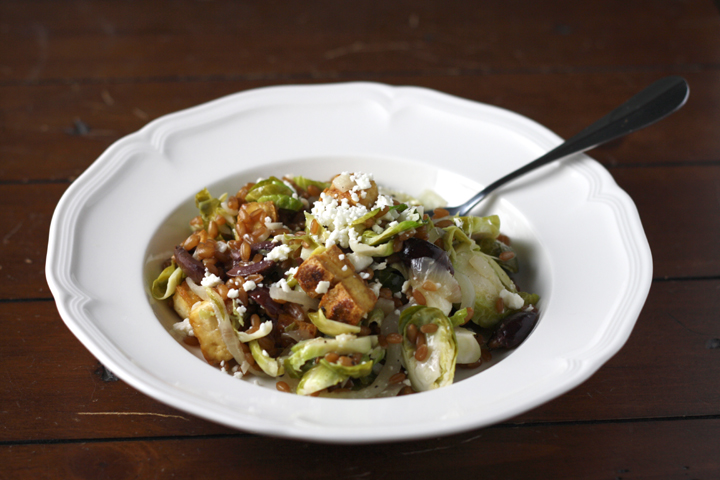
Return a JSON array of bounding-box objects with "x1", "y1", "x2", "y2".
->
[
  {"x1": 319, "y1": 276, "x2": 377, "y2": 325},
  {"x1": 172, "y1": 280, "x2": 202, "y2": 320},
  {"x1": 295, "y1": 244, "x2": 354, "y2": 298},
  {"x1": 324, "y1": 173, "x2": 378, "y2": 208},
  {"x1": 188, "y1": 301, "x2": 233, "y2": 365}
]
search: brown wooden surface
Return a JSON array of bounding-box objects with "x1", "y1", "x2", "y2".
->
[{"x1": 1, "y1": 1, "x2": 719, "y2": 478}]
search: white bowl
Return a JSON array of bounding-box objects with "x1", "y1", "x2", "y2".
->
[{"x1": 46, "y1": 82, "x2": 652, "y2": 443}]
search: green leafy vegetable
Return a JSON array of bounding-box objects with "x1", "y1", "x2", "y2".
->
[
  {"x1": 284, "y1": 335, "x2": 378, "y2": 379},
  {"x1": 249, "y1": 340, "x2": 283, "y2": 377},
  {"x1": 296, "y1": 363, "x2": 346, "y2": 396},
  {"x1": 398, "y1": 306, "x2": 457, "y2": 391},
  {"x1": 151, "y1": 262, "x2": 184, "y2": 300},
  {"x1": 293, "y1": 176, "x2": 330, "y2": 192},
  {"x1": 308, "y1": 309, "x2": 362, "y2": 336}
]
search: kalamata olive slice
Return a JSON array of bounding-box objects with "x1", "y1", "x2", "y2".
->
[
  {"x1": 248, "y1": 287, "x2": 282, "y2": 319},
  {"x1": 401, "y1": 237, "x2": 454, "y2": 274},
  {"x1": 174, "y1": 245, "x2": 206, "y2": 284},
  {"x1": 251, "y1": 241, "x2": 278, "y2": 255},
  {"x1": 487, "y1": 310, "x2": 539, "y2": 349},
  {"x1": 227, "y1": 259, "x2": 275, "y2": 277}
]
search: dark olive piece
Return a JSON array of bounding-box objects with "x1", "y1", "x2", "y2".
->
[
  {"x1": 487, "y1": 310, "x2": 539, "y2": 349},
  {"x1": 173, "y1": 245, "x2": 206, "y2": 284},
  {"x1": 401, "y1": 237, "x2": 454, "y2": 274}
]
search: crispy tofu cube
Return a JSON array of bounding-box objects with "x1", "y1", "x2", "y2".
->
[
  {"x1": 188, "y1": 301, "x2": 233, "y2": 365},
  {"x1": 295, "y1": 244, "x2": 354, "y2": 298},
  {"x1": 172, "y1": 280, "x2": 202, "y2": 320},
  {"x1": 319, "y1": 276, "x2": 378, "y2": 325},
  {"x1": 324, "y1": 173, "x2": 378, "y2": 208}
]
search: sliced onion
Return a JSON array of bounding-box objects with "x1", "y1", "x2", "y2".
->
[
  {"x1": 269, "y1": 283, "x2": 319, "y2": 309},
  {"x1": 185, "y1": 277, "x2": 209, "y2": 300},
  {"x1": 454, "y1": 271, "x2": 476, "y2": 311},
  {"x1": 205, "y1": 287, "x2": 246, "y2": 366}
]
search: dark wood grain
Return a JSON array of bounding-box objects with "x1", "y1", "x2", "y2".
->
[
  {"x1": 1, "y1": 0, "x2": 718, "y2": 84},
  {"x1": 2, "y1": 420, "x2": 719, "y2": 479},
  {"x1": 2, "y1": 71, "x2": 719, "y2": 184},
  {"x1": 2, "y1": 280, "x2": 717, "y2": 442}
]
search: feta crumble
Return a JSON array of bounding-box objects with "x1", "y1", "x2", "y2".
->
[
  {"x1": 315, "y1": 280, "x2": 331, "y2": 294},
  {"x1": 173, "y1": 318, "x2": 195, "y2": 337},
  {"x1": 266, "y1": 244, "x2": 292, "y2": 262},
  {"x1": 201, "y1": 271, "x2": 222, "y2": 287},
  {"x1": 499, "y1": 288, "x2": 525, "y2": 310}
]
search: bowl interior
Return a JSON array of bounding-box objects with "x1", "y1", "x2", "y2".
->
[{"x1": 143, "y1": 154, "x2": 553, "y2": 388}]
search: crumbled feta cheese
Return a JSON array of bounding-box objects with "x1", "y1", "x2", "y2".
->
[
  {"x1": 372, "y1": 261, "x2": 387, "y2": 270},
  {"x1": 372, "y1": 224, "x2": 384, "y2": 234},
  {"x1": 315, "y1": 280, "x2": 331, "y2": 294},
  {"x1": 310, "y1": 191, "x2": 372, "y2": 248},
  {"x1": 172, "y1": 318, "x2": 195, "y2": 337},
  {"x1": 370, "y1": 280, "x2": 383, "y2": 297},
  {"x1": 266, "y1": 244, "x2": 292, "y2": 262},
  {"x1": 350, "y1": 172, "x2": 373, "y2": 190},
  {"x1": 201, "y1": 271, "x2": 222, "y2": 287},
  {"x1": 341, "y1": 265, "x2": 348, "y2": 272},
  {"x1": 499, "y1": 288, "x2": 525, "y2": 310},
  {"x1": 216, "y1": 241, "x2": 228, "y2": 253},
  {"x1": 243, "y1": 280, "x2": 257, "y2": 292},
  {"x1": 401, "y1": 280, "x2": 411, "y2": 294},
  {"x1": 338, "y1": 254, "x2": 345, "y2": 260},
  {"x1": 286, "y1": 266, "x2": 298, "y2": 277},
  {"x1": 360, "y1": 272, "x2": 371, "y2": 280},
  {"x1": 227, "y1": 288, "x2": 240, "y2": 299}
]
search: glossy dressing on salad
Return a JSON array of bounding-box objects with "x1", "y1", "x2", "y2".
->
[{"x1": 151, "y1": 172, "x2": 540, "y2": 397}]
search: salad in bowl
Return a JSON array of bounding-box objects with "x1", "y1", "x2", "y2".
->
[{"x1": 151, "y1": 171, "x2": 540, "y2": 397}]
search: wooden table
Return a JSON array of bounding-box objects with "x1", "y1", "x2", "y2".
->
[{"x1": 2, "y1": 1, "x2": 719, "y2": 478}]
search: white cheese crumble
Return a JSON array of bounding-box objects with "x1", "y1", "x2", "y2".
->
[
  {"x1": 499, "y1": 288, "x2": 525, "y2": 310},
  {"x1": 350, "y1": 172, "x2": 373, "y2": 190},
  {"x1": 201, "y1": 271, "x2": 222, "y2": 287},
  {"x1": 315, "y1": 280, "x2": 331, "y2": 294},
  {"x1": 173, "y1": 318, "x2": 195, "y2": 337},
  {"x1": 227, "y1": 288, "x2": 240, "y2": 299},
  {"x1": 266, "y1": 244, "x2": 292, "y2": 262},
  {"x1": 276, "y1": 278, "x2": 293, "y2": 293},
  {"x1": 242, "y1": 280, "x2": 257, "y2": 292}
]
